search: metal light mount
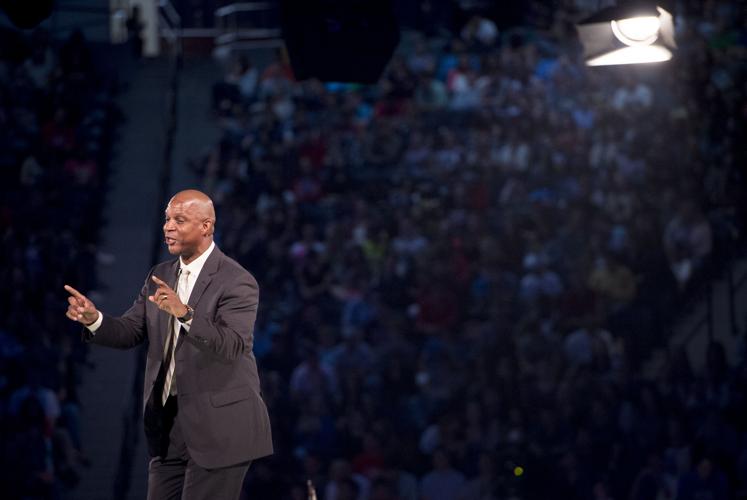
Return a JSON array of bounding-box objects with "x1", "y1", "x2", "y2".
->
[{"x1": 576, "y1": 3, "x2": 676, "y2": 66}]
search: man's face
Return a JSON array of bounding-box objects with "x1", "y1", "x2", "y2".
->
[{"x1": 163, "y1": 200, "x2": 205, "y2": 257}]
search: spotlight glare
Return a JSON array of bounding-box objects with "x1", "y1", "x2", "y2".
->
[
  {"x1": 577, "y1": 5, "x2": 676, "y2": 67},
  {"x1": 587, "y1": 45, "x2": 672, "y2": 66},
  {"x1": 611, "y1": 16, "x2": 660, "y2": 45}
]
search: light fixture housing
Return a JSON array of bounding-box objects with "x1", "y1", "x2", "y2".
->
[{"x1": 576, "y1": 3, "x2": 676, "y2": 66}]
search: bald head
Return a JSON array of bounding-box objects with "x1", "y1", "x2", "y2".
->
[
  {"x1": 169, "y1": 189, "x2": 216, "y2": 223},
  {"x1": 163, "y1": 189, "x2": 217, "y2": 263}
]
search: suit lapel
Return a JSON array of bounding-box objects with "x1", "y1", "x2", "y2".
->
[
  {"x1": 187, "y1": 246, "x2": 222, "y2": 307},
  {"x1": 155, "y1": 260, "x2": 181, "y2": 349}
]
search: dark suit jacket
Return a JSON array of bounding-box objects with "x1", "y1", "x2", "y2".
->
[{"x1": 83, "y1": 246, "x2": 273, "y2": 468}]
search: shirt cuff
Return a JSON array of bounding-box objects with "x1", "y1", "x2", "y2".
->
[
  {"x1": 179, "y1": 319, "x2": 192, "y2": 331},
  {"x1": 86, "y1": 311, "x2": 103, "y2": 332}
]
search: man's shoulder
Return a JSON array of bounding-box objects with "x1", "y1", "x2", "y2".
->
[{"x1": 150, "y1": 258, "x2": 179, "y2": 278}]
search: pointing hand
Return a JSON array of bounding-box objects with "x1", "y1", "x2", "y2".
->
[
  {"x1": 64, "y1": 285, "x2": 99, "y2": 325},
  {"x1": 148, "y1": 275, "x2": 188, "y2": 318}
]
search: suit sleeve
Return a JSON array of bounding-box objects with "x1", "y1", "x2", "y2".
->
[
  {"x1": 182, "y1": 273, "x2": 258, "y2": 361},
  {"x1": 81, "y1": 268, "x2": 153, "y2": 349}
]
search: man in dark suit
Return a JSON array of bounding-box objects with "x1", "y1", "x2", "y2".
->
[{"x1": 64, "y1": 189, "x2": 272, "y2": 499}]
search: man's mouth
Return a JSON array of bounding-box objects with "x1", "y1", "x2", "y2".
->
[{"x1": 165, "y1": 237, "x2": 177, "y2": 245}]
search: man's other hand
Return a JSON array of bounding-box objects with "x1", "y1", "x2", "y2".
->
[{"x1": 64, "y1": 285, "x2": 99, "y2": 325}]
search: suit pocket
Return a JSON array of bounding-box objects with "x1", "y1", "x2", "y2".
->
[{"x1": 210, "y1": 385, "x2": 253, "y2": 407}]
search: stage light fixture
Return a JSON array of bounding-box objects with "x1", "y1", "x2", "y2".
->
[{"x1": 576, "y1": 3, "x2": 676, "y2": 66}]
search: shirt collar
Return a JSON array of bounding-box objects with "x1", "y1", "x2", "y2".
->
[{"x1": 179, "y1": 241, "x2": 215, "y2": 278}]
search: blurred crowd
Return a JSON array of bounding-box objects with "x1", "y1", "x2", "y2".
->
[
  {"x1": 204, "y1": 1, "x2": 747, "y2": 499},
  {"x1": 0, "y1": 28, "x2": 119, "y2": 498},
  {"x1": 0, "y1": 0, "x2": 744, "y2": 498}
]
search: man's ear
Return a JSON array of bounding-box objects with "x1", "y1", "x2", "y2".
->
[{"x1": 203, "y1": 219, "x2": 214, "y2": 236}]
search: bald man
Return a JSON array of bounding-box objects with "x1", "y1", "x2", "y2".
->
[{"x1": 65, "y1": 190, "x2": 272, "y2": 499}]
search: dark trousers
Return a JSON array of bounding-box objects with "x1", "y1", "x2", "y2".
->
[{"x1": 147, "y1": 396, "x2": 251, "y2": 500}]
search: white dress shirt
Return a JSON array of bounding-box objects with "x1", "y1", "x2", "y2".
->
[{"x1": 86, "y1": 241, "x2": 216, "y2": 333}]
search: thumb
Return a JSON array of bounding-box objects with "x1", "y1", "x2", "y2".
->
[{"x1": 80, "y1": 295, "x2": 96, "y2": 312}]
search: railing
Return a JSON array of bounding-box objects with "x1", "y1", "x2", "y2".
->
[
  {"x1": 159, "y1": 0, "x2": 183, "y2": 53},
  {"x1": 213, "y1": 1, "x2": 283, "y2": 51}
]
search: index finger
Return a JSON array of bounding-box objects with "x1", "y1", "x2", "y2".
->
[
  {"x1": 64, "y1": 285, "x2": 86, "y2": 300},
  {"x1": 151, "y1": 275, "x2": 168, "y2": 286}
]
